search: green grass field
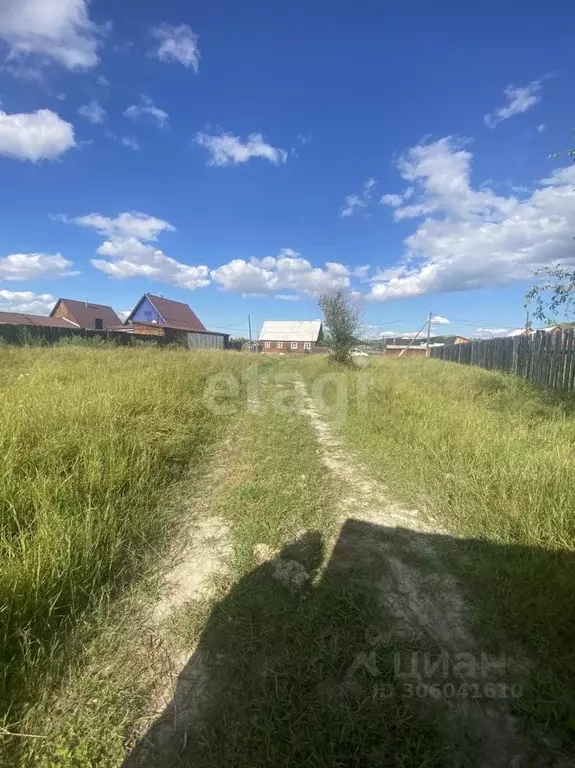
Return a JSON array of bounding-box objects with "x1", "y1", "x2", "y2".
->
[
  {"x1": 0, "y1": 345, "x2": 251, "y2": 734},
  {"x1": 293, "y1": 355, "x2": 575, "y2": 748},
  {"x1": 1, "y1": 346, "x2": 574, "y2": 765}
]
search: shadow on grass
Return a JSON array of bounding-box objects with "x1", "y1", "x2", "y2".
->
[{"x1": 123, "y1": 522, "x2": 575, "y2": 768}]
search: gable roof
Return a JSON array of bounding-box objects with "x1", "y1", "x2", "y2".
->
[
  {"x1": 51, "y1": 298, "x2": 121, "y2": 328},
  {"x1": 259, "y1": 320, "x2": 323, "y2": 342},
  {"x1": 126, "y1": 293, "x2": 207, "y2": 332},
  {"x1": 0, "y1": 311, "x2": 76, "y2": 328}
]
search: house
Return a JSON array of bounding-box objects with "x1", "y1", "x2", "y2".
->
[
  {"x1": 124, "y1": 293, "x2": 228, "y2": 349},
  {"x1": 0, "y1": 311, "x2": 78, "y2": 328},
  {"x1": 125, "y1": 293, "x2": 207, "y2": 335},
  {"x1": 429, "y1": 335, "x2": 470, "y2": 345},
  {"x1": 384, "y1": 344, "x2": 428, "y2": 357},
  {"x1": 50, "y1": 298, "x2": 121, "y2": 329},
  {"x1": 259, "y1": 320, "x2": 323, "y2": 354}
]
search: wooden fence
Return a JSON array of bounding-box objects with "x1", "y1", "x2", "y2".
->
[
  {"x1": 430, "y1": 330, "x2": 575, "y2": 393},
  {"x1": 0, "y1": 324, "x2": 173, "y2": 347},
  {"x1": 0, "y1": 324, "x2": 230, "y2": 349}
]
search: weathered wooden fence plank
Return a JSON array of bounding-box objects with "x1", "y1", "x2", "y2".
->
[{"x1": 430, "y1": 330, "x2": 575, "y2": 393}]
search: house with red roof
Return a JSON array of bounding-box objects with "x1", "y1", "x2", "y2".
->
[
  {"x1": 50, "y1": 298, "x2": 121, "y2": 329},
  {"x1": 125, "y1": 293, "x2": 207, "y2": 335}
]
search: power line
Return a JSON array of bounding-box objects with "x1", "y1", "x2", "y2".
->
[{"x1": 448, "y1": 317, "x2": 520, "y2": 330}]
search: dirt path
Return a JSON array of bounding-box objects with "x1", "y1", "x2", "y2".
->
[
  {"x1": 123, "y1": 375, "x2": 566, "y2": 767},
  {"x1": 292, "y1": 378, "x2": 560, "y2": 768}
]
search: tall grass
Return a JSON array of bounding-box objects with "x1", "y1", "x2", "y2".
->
[
  {"x1": 0, "y1": 345, "x2": 248, "y2": 728},
  {"x1": 294, "y1": 356, "x2": 575, "y2": 744}
]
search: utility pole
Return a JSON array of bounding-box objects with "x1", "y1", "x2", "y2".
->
[
  {"x1": 525, "y1": 310, "x2": 531, "y2": 334},
  {"x1": 398, "y1": 317, "x2": 429, "y2": 357},
  {"x1": 426, "y1": 311, "x2": 433, "y2": 347},
  {"x1": 248, "y1": 314, "x2": 252, "y2": 342}
]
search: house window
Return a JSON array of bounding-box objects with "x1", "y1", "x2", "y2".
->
[
  {"x1": 291, "y1": 341, "x2": 298, "y2": 349},
  {"x1": 277, "y1": 341, "x2": 283, "y2": 349},
  {"x1": 94, "y1": 318, "x2": 104, "y2": 330},
  {"x1": 304, "y1": 342, "x2": 311, "y2": 350},
  {"x1": 264, "y1": 341, "x2": 271, "y2": 348}
]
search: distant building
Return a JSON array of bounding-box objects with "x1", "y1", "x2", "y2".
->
[
  {"x1": 124, "y1": 293, "x2": 228, "y2": 349},
  {"x1": 0, "y1": 311, "x2": 76, "y2": 328},
  {"x1": 384, "y1": 345, "x2": 428, "y2": 357},
  {"x1": 50, "y1": 298, "x2": 121, "y2": 329},
  {"x1": 125, "y1": 293, "x2": 207, "y2": 335},
  {"x1": 259, "y1": 320, "x2": 323, "y2": 354}
]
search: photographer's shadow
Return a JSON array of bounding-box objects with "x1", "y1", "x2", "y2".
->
[{"x1": 123, "y1": 521, "x2": 574, "y2": 767}]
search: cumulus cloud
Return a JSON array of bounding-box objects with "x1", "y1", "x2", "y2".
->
[
  {"x1": 120, "y1": 136, "x2": 140, "y2": 151},
  {"x1": 0, "y1": 108, "x2": 75, "y2": 161},
  {"x1": 0, "y1": 0, "x2": 102, "y2": 69},
  {"x1": 91, "y1": 238, "x2": 210, "y2": 289},
  {"x1": 195, "y1": 131, "x2": 287, "y2": 166},
  {"x1": 380, "y1": 193, "x2": 403, "y2": 208},
  {"x1": 211, "y1": 249, "x2": 350, "y2": 297},
  {"x1": 57, "y1": 210, "x2": 209, "y2": 290},
  {"x1": 474, "y1": 327, "x2": 511, "y2": 338},
  {"x1": 151, "y1": 23, "x2": 200, "y2": 70},
  {"x1": 0, "y1": 252, "x2": 75, "y2": 280},
  {"x1": 431, "y1": 315, "x2": 450, "y2": 325},
  {"x1": 78, "y1": 100, "x2": 106, "y2": 124},
  {"x1": 484, "y1": 81, "x2": 541, "y2": 128},
  {"x1": 56, "y1": 211, "x2": 175, "y2": 240},
  {"x1": 0, "y1": 289, "x2": 56, "y2": 315},
  {"x1": 341, "y1": 178, "x2": 377, "y2": 217},
  {"x1": 124, "y1": 96, "x2": 168, "y2": 127},
  {"x1": 370, "y1": 330, "x2": 422, "y2": 340},
  {"x1": 370, "y1": 136, "x2": 575, "y2": 301}
]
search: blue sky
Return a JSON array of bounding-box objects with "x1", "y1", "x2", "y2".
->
[{"x1": 0, "y1": 0, "x2": 574, "y2": 339}]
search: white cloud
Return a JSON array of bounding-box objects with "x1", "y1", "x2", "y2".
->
[
  {"x1": 96, "y1": 75, "x2": 109, "y2": 86},
  {"x1": 0, "y1": 108, "x2": 75, "y2": 161},
  {"x1": 0, "y1": 289, "x2": 56, "y2": 315},
  {"x1": 0, "y1": 0, "x2": 102, "y2": 69},
  {"x1": 341, "y1": 194, "x2": 365, "y2": 218},
  {"x1": 121, "y1": 136, "x2": 139, "y2": 151},
  {"x1": 78, "y1": 100, "x2": 106, "y2": 124},
  {"x1": 474, "y1": 327, "x2": 510, "y2": 338},
  {"x1": 275, "y1": 294, "x2": 301, "y2": 301},
  {"x1": 431, "y1": 315, "x2": 450, "y2": 325},
  {"x1": 0, "y1": 252, "x2": 75, "y2": 280},
  {"x1": 537, "y1": 123, "x2": 547, "y2": 133},
  {"x1": 341, "y1": 178, "x2": 377, "y2": 217},
  {"x1": 353, "y1": 265, "x2": 370, "y2": 279},
  {"x1": 380, "y1": 193, "x2": 403, "y2": 208},
  {"x1": 91, "y1": 238, "x2": 210, "y2": 289},
  {"x1": 56, "y1": 211, "x2": 175, "y2": 240},
  {"x1": 151, "y1": 23, "x2": 199, "y2": 71},
  {"x1": 484, "y1": 81, "x2": 541, "y2": 128},
  {"x1": 124, "y1": 96, "x2": 168, "y2": 127},
  {"x1": 195, "y1": 131, "x2": 287, "y2": 166},
  {"x1": 211, "y1": 249, "x2": 350, "y2": 297},
  {"x1": 372, "y1": 330, "x2": 421, "y2": 339},
  {"x1": 369, "y1": 137, "x2": 575, "y2": 302},
  {"x1": 58, "y1": 210, "x2": 209, "y2": 290}
]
